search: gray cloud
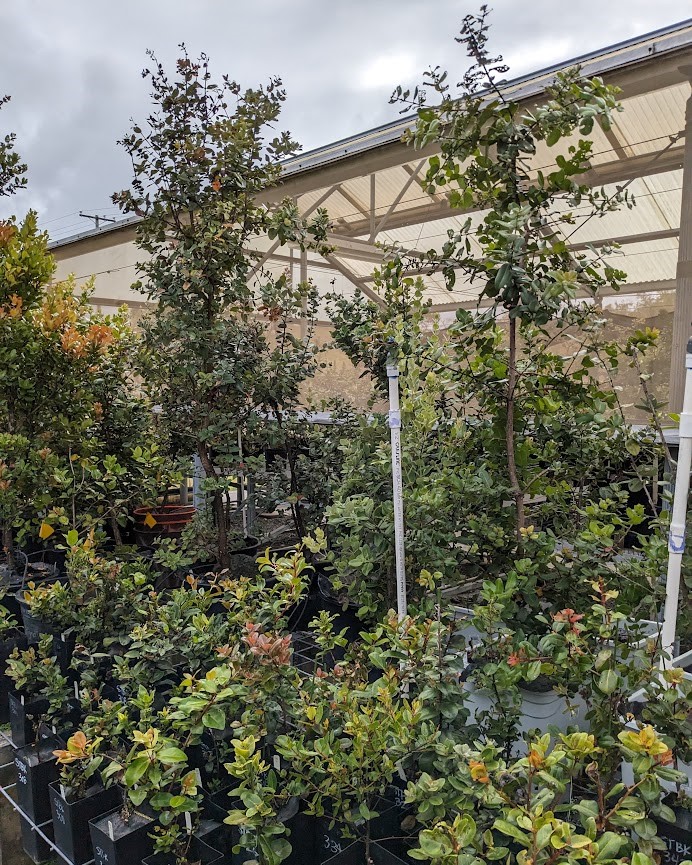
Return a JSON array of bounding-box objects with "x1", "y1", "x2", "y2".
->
[{"x1": 0, "y1": 0, "x2": 689, "y2": 234}]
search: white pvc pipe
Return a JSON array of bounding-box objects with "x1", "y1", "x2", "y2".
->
[
  {"x1": 387, "y1": 363, "x2": 407, "y2": 621},
  {"x1": 661, "y1": 336, "x2": 692, "y2": 661},
  {"x1": 237, "y1": 429, "x2": 248, "y2": 538}
]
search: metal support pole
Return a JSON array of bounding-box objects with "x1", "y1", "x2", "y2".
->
[
  {"x1": 387, "y1": 362, "x2": 407, "y2": 620},
  {"x1": 661, "y1": 335, "x2": 692, "y2": 661}
]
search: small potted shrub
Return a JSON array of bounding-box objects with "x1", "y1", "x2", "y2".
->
[
  {"x1": 90, "y1": 725, "x2": 196, "y2": 865},
  {"x1": 51, "y1": 731, "x2": 122, "y2": 865},
  {"x1": 0, "y1": 585, "x2": 26, "y2": 724},
  {"x1": 16, "y1": 578, "x2": 72, "y2": 645},
  {"x1": 5, "y1": 634, "x2": 72, "y2": 746},
  {"x1": 276, "y1": 660, "x2": 424, "y2": 864}
]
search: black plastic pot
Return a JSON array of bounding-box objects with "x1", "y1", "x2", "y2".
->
[
  {"x1": 89, "y1": 805, "x2": 155, "y2": 865},
  {"x1": 53, "y1": 631, "x2": 77, "y2": 676},
  {"x1": 202, "y1": 783, "x2": 235, "y2": 822},
  {"x1": 232, "y1": 535, "x2": 260, "y2": 557},
  {"x1": 314, "y1": 798, "x2": 400, "y2": 865},
  {"x1": 9, "y1": 691, "x2": 49, "y2": 748},
  {"x1": 143, "y1": 835, "x2": 224, "y2": 865},
  {"x1": 324, "y1": 839, "x2": 413, "y2": 864},
  {"x1": 654, "y1": 806, "x2": 692, "y2": 865},
  {"x1": 16, "y1": 589, "x2": 63, "y2": 645},
  {"x1": 316, "y1": 572, "x2": 362, "y2": 643},
  {"x1": 20, "y1": 814, "x2": 55, "y2": 865},
  {"x1": 0, "y1": 633, "x2": 26, "y2": 724},
  {"x1": 50, "y1": 781, "x2": 123, "y2": 865},
  {"x1": 195, "y1": 818, "x2": 228, "y2": 854},
  {"x1": 13, "y1": 736, "x2": 60, "y2": 824}
]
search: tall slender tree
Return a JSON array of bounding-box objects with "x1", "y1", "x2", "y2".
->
[{"x1": 113, "y1": 49, "x2": 330, "y2": 566}]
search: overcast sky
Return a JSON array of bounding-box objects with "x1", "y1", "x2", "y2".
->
[{"x1": 0, "y1": 0, "x2": 690, "y2": 239}]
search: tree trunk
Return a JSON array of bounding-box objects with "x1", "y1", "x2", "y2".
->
[
  {"x1": 109, "y1": 515, "x2": 123, "y2": 548},
  {"x1": 286, "y1": 444, "x2": 306, "y2": 540},
  {"x1": 197, "y1": 445, "x2": 230, "y2": 569},
  {"x1": 506, "y1": 315, "x2": 525, "y2": 541},
  {"x1": 2, "y1": 523, "x2": 15, "y2": 574}
]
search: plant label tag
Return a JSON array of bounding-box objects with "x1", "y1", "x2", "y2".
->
[
  {"x1": 39, "y1": 522, "x2": 54, "y2": 540},
  {"x1": 144, "y1": 512, "x2": 157, "y2": 528}
]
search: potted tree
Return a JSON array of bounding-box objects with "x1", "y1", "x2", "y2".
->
[{"x1": 112, "y1": 48, "x2": 330, "y2": 571}]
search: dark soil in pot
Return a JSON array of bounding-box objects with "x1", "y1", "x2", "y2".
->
[
  {"x1": 89, "y1": 804, "x2": 155, "y2": 865},
  {"x1": 195, "y1": 818, "x2": 228, "y2": 853},
  {"x1": 50, "y1": 780, "x2": 123, "y2": 865}
]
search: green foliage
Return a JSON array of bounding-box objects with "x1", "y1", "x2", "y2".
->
[
  {"x1": 224, "y1": 735, "x2": 293, "y2": 865},
  {"x1": 0, "y1": 95, "x2": 26, "y2": 198},
  {"x1": 5, "y1": 634, "x2": 70, "y2": 724},
  {"x1": 113, "y1": 48, "x2": 330, "y2": 566},
  {"x1": 53, "y1": 730, "x2": 105, "y2": 801},
  {"x1": 407, "y1": 729, "x2": 683, "y2": 865}
]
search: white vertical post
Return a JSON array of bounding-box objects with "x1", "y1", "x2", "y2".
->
[
  {"x1": 661, "y1": 336, "x2": 692, "y2": 661},
  {"x1": 387, "y1": 362, "x2": 407, "y2": 621},
  {"x1": 237, "y1": 429, "x2": 248, "y2": 538}
]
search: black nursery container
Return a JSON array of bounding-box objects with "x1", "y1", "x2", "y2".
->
[
  {"x1": 50, "y1": 781, "x2": 123, "y2": 865},
  {"x1": 8, "y1": 692, "x2": 49, "y2": 748},
  {"x1": 13, "y1": 736, "x2": 60, "y2": 824},
  {"x1": 323, "y1": 838, "x2": 413, "y2": 865},
  {"x1": 89, "y1": 805, "x2": 155, "y2": 865},
  {"x1": 142, "y1": 835, "x2": 224, "y2": 865},
  {"x1": 314, "y1": 797, "x2": 405, "y2": 865},
  {"x1": 53, "y1": 631, "x2": 77, "y2": 676},
  {"x1": 16, "y1": 588, "x2": 63, "y2": 645},
  {"x1": 654, "y1": 806, "x2": 692, "y2": 865},
  {"x1": 20, "y1": 814, "x2": 55, "y2": 865}
]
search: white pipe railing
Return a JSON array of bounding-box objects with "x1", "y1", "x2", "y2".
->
[
  {"x1": 387, "y1": 362, "x2": 407, "y2": 621},
  {"x1": 661, "y1": 335, "x2": 692, "y2": 661}
]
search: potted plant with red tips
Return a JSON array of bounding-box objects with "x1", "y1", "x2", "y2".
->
[{"x1": 51, "y1": 730, "x2": 122, "y2": 865}]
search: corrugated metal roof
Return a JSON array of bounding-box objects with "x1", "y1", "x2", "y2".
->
[{"x1": 49, "y1": 19, "x2": 692, "y2": 317}]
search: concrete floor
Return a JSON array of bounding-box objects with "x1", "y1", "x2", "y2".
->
[{"x1": 0, "y1": 744, "x2": 45, "y2": 865}]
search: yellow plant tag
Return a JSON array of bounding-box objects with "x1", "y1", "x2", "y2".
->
[
  {"x1": 38, "y1": 522, "x2": 55, "y2": 540},
  {"x1": 143, "y1": 512, "x2": 157, "y2": 528}
]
